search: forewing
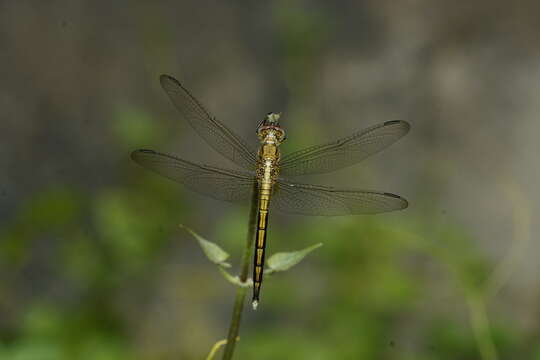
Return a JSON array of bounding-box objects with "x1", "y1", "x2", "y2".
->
[
  {"x1": 280, "y1": 120, "x2": 410, "y2": 176},
  {"x1": 160, "y1": 74, "x2": 257, "y2": 170},
  {"x1": 272, "y1": 178, "x2": 408, "y2": 216},
  {"x1": 131, "y1": 149, "x2": 255, "y2": 202}
]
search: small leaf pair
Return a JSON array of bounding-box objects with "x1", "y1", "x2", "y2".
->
[{"x1": 180, "y1": 225, "x2": 322, "y2": 286}]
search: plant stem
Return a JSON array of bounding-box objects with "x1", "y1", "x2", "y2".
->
[
  {"x1": 221, "y1": 184, "x2": 258, "y2": 360},
  {"x1": 466, "y1": 292, "x2": 498, "y2": 360},
  {"x1": 207, "y1": 339, "x2": 228, "y2": 360}
]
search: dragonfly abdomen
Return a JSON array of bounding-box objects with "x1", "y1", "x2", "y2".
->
[{"x1": 252, "y1": 180, "x2": 271, "y2": 310}]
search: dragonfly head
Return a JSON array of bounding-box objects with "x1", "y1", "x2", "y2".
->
[{"x1": 257, "y1": 113, "x2": 286, "y2": 144}]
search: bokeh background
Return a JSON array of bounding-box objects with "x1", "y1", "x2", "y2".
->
[{"x1": 2, "y1": 1, "x2": 540, "y2": 359}]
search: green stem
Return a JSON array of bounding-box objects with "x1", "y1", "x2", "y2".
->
[
  {"x1": 221, "y1": 184, "x2": 258, "y2": 360},
  {"x1": 207, "y1": 339, "x2": 228, "y2": 360},
  {"x1": 466, "y1": 292, "x2": 498, "y2": 360}
]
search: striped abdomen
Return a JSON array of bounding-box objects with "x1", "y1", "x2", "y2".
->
[{"x1": 252, "y1": 178, "x2": 272, "y2": 309}]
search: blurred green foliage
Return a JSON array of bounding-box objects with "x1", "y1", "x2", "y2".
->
[{"x1": 1, "y1": 173, "x2": 527, "y2": 359}]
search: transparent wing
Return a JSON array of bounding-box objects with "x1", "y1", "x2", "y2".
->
[
  {"x1": 160, "y1": 74, "x2": 257, "y2": 170},
  {"x1": 280, "y1": 120, "x2": 410, "y2": 176},
  {"x1": 271, "y1": 178, "x2": 408, "y2": 216},
  {"x1": 131, "y1": 149, "x2": 255, "y2": 202}
]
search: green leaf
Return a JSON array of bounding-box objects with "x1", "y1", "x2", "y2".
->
[
  {"x1": 266, "y1": 243, "x2": 323, "y2": 274},
  {"x1": 218, "y1": 267, "x2": 252, "y2": 288},
  {"x1": 180, "y1": 225, "x2": 231, "y2": 268}
]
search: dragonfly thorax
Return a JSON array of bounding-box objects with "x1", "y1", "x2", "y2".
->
[{"x1": 256, "y1": 113, "x2": 284, "y2": 184}]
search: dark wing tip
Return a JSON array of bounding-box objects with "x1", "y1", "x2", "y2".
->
[
  {"x1": 133, "y1": 148, "x2": 157, "y2": 154},
  {"x1": 131, "y1": 148, "x2": 156, "y2": 161},
  {"x1": 384, "y1": 120, "x2": 411, "y2": 133},
  {"x1": 159, "y1": 73, "x2": 175, "y2": 82},
  {"x1": 159, "y1": 74, "x2": 181, "y2": 89},
  {"x1": 383, "y1": 192, "x2": 409, "y2": 210}
]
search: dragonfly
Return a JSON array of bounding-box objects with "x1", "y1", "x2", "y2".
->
[{"x1": 131, "y1": 74, "x2": 410, "y2": 309}]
